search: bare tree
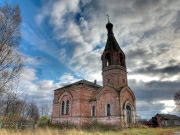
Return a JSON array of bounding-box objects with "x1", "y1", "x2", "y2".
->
[
  {"x1": 26, "y1": 101, "x2": 40, "y2": 122},
  {"x1": 0, "y1": 3, "x2": 23, "y2": 93},
  {"x1": 174, "y1": 90, "x2": 180, "y2": 113},
  {"x1": 0, "y1": 77, "x2": 27, "y2": 122},
  {"x1": 40, "y1": 103, "x2": 52, "y2": 117},
  {"x1": 0, "y1": 73, "x2": 40, "y2": 122},
  {"x1": 2, "y1": 92, "x2": 23, "y2": 121}
]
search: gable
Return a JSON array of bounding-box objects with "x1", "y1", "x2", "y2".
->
[
  {"x1": 58, "y1": 91, "x2": 73, "y2": 103},
  {"x1": 120, "y1": 86, "x2": 136, "y2": 101},
  {"x1": 97, "y1": 86, "x2": 119, "y2": 100},
  {"x1": 54, "y1": 79, "x2": 102, "y2": 91}
]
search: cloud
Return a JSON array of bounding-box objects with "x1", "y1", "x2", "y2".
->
[
  {"x1": 135, "y1": 64, "x2": 180, "y2": 76},
  {"x1": 130, "y1": 80, "x2": 180, "y2": 101},
  {"x1": 136, "y1": 99, "x2": 176, "y2": 119},
  {"x1": 19, "y1": 67, "x2": 82, "y2": 105},
  {"x1": 129, "y1": 79, "x2": 179, "y2": 119},
  {"x1": 19, "y1": 67, "x2": 53, "y2": 103},
  {"x1": 59, "y1": 73, "x2": 78, "y2": 83},
  {"x1": 23, "y1": 55, "x2": 50, "y2": 65},
  {"x1": 21, "y1": 0, "x2": 180, "y2": 118}
]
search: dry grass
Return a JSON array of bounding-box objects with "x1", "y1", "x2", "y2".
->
[{"x1": 0, "y1": 126, "x2": 179, "y2": 135}]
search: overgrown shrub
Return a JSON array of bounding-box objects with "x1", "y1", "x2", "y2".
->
[
  {"x1": 38, "y1": 121, "x2": 77, "y2": 129},
  {"x1": 128, "y1": 123, "x2": 149, "y2": 129},
  {"x1": 80, "y1": 120, "x2": 121, "y2": 131}
]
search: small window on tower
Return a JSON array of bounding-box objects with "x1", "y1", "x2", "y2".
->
[
  {"x1": 123, "y1": 78, "x2": 125, "y2": 83},
  {"x1": 108, "y1": 79, "x2": 110, "y2": 83},
  {"x1": 119, "y1": 53, "x2": 124, "y2": 67}
]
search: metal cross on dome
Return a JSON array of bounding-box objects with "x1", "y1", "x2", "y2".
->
[{"x1": 107, "y1": 14, "x2": 110, "y2": 23}]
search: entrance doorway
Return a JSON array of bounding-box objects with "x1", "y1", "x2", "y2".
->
[{"x1": 126, "y1": 105, "x2": 132, "y2": 124}]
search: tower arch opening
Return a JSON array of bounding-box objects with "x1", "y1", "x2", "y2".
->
[
  {"x1": 105, "y1": 53, "x2": 111, "y2": 66},
  {"x1": 119, "y1": 53, "x2": 125, "y2": 67}
]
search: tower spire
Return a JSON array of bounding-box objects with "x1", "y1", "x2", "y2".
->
[
  {"x1": 102, "y1": 19, "x2": 127, "y2": 88},
  {"x1": 105, "y1": 19, "x2": 121, "y2": 51}
]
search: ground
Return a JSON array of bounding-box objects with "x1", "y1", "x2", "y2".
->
[{"x1": 0, "y1": 126, "x2": 180, "y2": 135}]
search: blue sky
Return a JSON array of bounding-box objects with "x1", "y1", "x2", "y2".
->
[{"x1": 2, "y1": 0, "x2": 180, "y2": 119}]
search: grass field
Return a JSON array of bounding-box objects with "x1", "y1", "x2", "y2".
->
[{"x1": 0, "y1": 126, "x2": 180, "y2": 135}]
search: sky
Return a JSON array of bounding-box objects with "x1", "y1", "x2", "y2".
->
[{"x1": 1, "y1": 0, "x2": 180, "y2": 120}]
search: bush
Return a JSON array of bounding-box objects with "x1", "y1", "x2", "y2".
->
[
  {"x1": 40, "y1": 116, "x2": 48, "y2": 121},
  {"x1": 128, "y1": 123, "x2": 149, "y2": 128},
  {"x1": 81, "y1": 120, "x2": 121, "y2": 131},
  {"x1": 38, "y1": 121, "x2": 77, "y2": 129}
]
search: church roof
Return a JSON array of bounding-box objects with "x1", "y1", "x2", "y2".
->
[
  {"x1": 54, "y1": 79, "x2": 102, "y2": 91},
  {"x1": 105, "y1": 34, "x2": 121, "y2": 51}
]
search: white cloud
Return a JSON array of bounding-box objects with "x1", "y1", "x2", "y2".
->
[
  {"x1": 33, "y1": 0, "x2": 180, "y2": 77},
  {"x1": 35, "y1": 0, "x2": 53, "y2": 25},
  {"x1": 59, "y1": 73, "x2": 78, "y2": 83},
  {"x1": 50, "y1": 0, "x2": 80, "y2": 28},
  {"x1": 21, "y1": 67, "x2": 38, "y2": 84},
  {"x1": 18, "y1": 67, "x2": 55, "y2": 102},
  {"x1": 18, "y1": 68, "x2": 81, "y2": 104},
  {"x1": 160, "y1": 100, "x2": 175, "y2": 114}
]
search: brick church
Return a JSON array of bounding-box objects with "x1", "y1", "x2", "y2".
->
[{"x1": 52, "y1": 20, "x2": 136, "y2": 127}]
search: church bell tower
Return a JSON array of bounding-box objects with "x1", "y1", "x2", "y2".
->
[{"x1": 101, "y1": 20, "x2": 127, "y2": 90}]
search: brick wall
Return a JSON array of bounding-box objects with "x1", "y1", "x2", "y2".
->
[{"x1": 52, "y1": 83, "x2": 136, "y2": 127}]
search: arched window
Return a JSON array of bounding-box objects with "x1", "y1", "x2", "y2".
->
[
  {"x1": 61, "y1": 101, "x2": 65, "y2": 115},
  {"x1": 107, "y1": 104, "x2": 110, "y2": 116},
  {"x1": 126, "y1": 105, "x2": 132, "y2": 124},
  {"x1": 105, "y1": 53, "x2": 111, "y2": 66},
  {"x1": 66, "y1": 100, "x2": 69, "y2": 114},
  {"x1": 119, "y1": 53, "x2": 124, "y2": 67},
  {"x1": 92, "y1": 106, "x2": 96, "y2": 116}
]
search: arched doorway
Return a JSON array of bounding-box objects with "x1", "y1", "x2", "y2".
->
[{"x1": 126, "y1": 105, "x2": 132, "y2": 124}]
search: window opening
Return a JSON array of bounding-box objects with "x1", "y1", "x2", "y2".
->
[
  {"x1": 61, "y1": 101, "x2": 65, "y2": 115},
  {"x1": 123, "y1": 78, "x2": 125, "y2": 83},
  {"x1": 66, "y1": 100, "x2": 69, "y2": 114},
  {"x1": 105, "y1": 53, "x2": 111, "y2": 66},
  {"x1": 92, "y1": 106, "x2": 95, "y2": 116},
  {"x1": 107, "y1": 104, "x2": 110, "y2": 116},
  {"x1": 119, "y1": 53, "x2": 124, "y2": 66},
  {"x1": 108, "y1": 79, "x2": 110, "y2": 83}
]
